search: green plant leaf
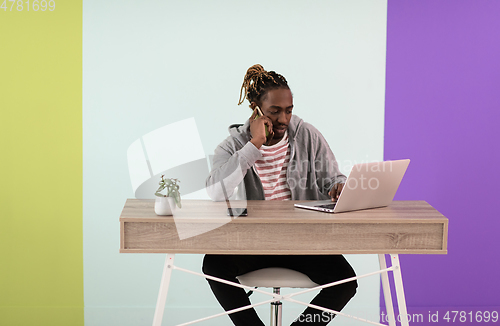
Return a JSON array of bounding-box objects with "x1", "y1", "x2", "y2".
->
[
  {"x1": 175, "y1": 193, "x2": 181, "y2": 208},
  {"x1": 155, "y1": 176, "x2": 181, "y2": 207}
]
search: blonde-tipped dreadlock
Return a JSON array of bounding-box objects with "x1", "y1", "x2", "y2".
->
[{"x1": 238, "y1": 64, "x2": 289, "y2": 106}]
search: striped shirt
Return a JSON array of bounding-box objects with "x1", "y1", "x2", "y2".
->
[{"x1": 254, "y1": 132, "x2": 292, "y2": 201}]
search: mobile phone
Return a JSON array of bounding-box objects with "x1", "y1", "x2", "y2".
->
[
  {"x1": 254, "y1": 106, "x2": 270, "y2": 137},
  {"x1": 254, "y1": 106, "x2": 264, "y2": 117},
  {"x1": 227, "y1": 208, "x2": 248, "y2": 217}
]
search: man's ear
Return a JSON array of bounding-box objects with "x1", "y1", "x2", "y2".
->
[{"x1": 249, "y1": 102, "x2": 257, "y2": 110}]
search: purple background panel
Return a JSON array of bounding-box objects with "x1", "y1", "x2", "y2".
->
[{"x1": 384, "y1": 0, "x2": 500, "y2": 309}]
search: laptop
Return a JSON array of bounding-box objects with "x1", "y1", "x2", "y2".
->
[{"x1": 294, "y1": 159, "x2": 410, "y2": 213}]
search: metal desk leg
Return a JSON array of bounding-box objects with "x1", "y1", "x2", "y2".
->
[
  {"x1": 390, "y1": 254, "x2": 409, "y2": 326},
  {"x1": 153, "y1": 254, "x2": 175, "y2": 326},
  {"x1": 379, "y1": 254, "x2": 396, "y2": 326}
]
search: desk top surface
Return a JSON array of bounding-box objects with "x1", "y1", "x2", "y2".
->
[
  {"x1": 120, "y1": 200, "x2": 448, "y2": 254},
  {"x1": 120, "y1": 199, "x2": 447, "y2": 224}
]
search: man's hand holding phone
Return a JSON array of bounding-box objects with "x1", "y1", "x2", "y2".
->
[{"x1": 250, "y1": 107, "x2": 274, "y2": 148}]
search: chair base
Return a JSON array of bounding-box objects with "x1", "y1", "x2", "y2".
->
[
  {"x1": 270, "y1": 288, "x2": 282, "y2": 326},
  {"x1": 237, "y1": 268, "x2": 319, "y2": 326}
]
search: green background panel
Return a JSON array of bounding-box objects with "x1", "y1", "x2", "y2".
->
[{"x1": 0, "y1": 1, "x2": 83, "y2": 325}]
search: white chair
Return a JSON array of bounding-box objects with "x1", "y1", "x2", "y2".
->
[{"x1": 237, "y1": 268, "x2": 319, "y2": 326}]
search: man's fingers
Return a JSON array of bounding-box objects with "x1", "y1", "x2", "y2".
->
[
  {"x1": 329, "y1": 188, "x2": 336, "y2": 201},
  {"x1": 336, "y1": 183, "x2": 344, "y2": 199},
  {"x1": 267, "y1": 123, "x2": 274, "y2": 135},
  {"x1": 329, "y1": 183, "x2": 344, "y2": 201},
  {"x1": 250, "y1": 109, "x2": 258, "y2": 120}
]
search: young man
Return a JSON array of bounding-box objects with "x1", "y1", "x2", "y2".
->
[{"x1": 204, "y1": 64, "x2": 357, "y2": 326}]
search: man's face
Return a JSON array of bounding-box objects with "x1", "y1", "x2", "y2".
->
[{"x1": 258, "y1": 88, "x2": 293, "y2": 140}]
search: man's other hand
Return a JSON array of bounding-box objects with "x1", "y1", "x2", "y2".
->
[{"x1": 328, "y1": 183, "x2": 344, "y2": 202}]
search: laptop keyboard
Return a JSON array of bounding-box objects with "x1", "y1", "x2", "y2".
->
[{"x1": 317, "y1": 203, "x2": 337, "y2": 209}]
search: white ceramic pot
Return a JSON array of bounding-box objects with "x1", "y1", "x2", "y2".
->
[{"x1": 154, "y1": 196, "x2": 177, "y2": 215}]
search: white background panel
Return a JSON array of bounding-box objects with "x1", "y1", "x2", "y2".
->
[{"x1": 83, "y1": 0, "x2": 387, "y2": 324}]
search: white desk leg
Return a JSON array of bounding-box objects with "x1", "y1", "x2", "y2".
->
[
  {"x1": 390, "y1": 254, "x2": 409, "y2": 326},
  {"x1": 379, "y1": 254, "x2": 396, "y2": 326},
  {"x1": 153, "y1": 254, "x2": 175, "y2": 326}
]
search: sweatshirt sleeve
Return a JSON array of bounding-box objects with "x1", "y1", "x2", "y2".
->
[
  {"x1": 297, "y1": 122, "x2": 346, "y2": 197},
  {"x1": 314, "y1": 129, "x2": 347, "y2": 195},
  {"x1": 205, "y1": 139, "x2": 262, "y2": 201}
]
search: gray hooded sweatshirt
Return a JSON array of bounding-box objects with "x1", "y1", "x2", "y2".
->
[{"x1": 206, "y1": 115, "x2": 346, "y2": 201}]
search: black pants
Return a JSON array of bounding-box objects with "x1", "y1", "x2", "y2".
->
[{"x1": 202, "y1": 254, "x2": 357, "y2": 326}]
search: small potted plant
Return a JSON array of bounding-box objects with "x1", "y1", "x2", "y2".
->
[{"x1": 154, "y1": 175, "x2": 181, "y2": 215}]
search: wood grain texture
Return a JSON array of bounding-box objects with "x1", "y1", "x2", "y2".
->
[{"x1": 120, "y1": 199, "x2": 448, "y2": 255}]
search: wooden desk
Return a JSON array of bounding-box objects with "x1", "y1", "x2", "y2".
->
[
  {"x1": 119, "y1": 200, "x2": 448, "y2": 326},
  {"x1": 120, "y1": 199, "x2": 447, "y2": 255}
]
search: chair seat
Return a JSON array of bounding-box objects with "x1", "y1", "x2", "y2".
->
[{"x1": 237, "y1": 268, "x2": 319, "y2": 288}]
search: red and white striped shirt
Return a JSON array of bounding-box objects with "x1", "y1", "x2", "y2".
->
[{"x1": 254, "y1": 132, "x2": 292, "y2": 201}]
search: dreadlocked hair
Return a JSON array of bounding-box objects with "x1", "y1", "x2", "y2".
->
[{"x1": 238, "y1": 64, "x2": 289, "y2": 106}]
